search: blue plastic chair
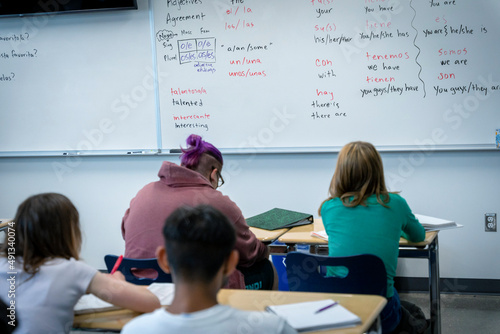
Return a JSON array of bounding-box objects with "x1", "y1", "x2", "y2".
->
[
  {"x1": 104, "y1": 255, "x2": 172, "y2": 285},
  {"x1": 285, "y1": 252, "x2": 387, "y2": 297},
  {"x1": 285, "y1": 252, "x2": 387, "y2": 333}
]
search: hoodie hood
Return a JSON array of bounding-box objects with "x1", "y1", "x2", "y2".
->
[{"x1": 158, "y1": 161, "x2": 213, "y2": 188}]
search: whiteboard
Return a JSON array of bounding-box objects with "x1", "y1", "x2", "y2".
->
[
  {"x1": 1, "y1": 0, "x2": 500, "y2": 155},
  {"x1": 154, "y1": 0, "x2": 500, "y2": 152},
  {"x1": 0, "y1": 0, "x2": 157, "y2": 153}
]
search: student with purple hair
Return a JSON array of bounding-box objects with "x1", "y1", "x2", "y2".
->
[{"x1": 122, "y1": 134, "x2": 275, "y2": 290}]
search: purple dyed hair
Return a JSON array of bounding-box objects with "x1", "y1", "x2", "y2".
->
[{"x1": 180, "y1": 134, "x2": 223, "y2": 169}]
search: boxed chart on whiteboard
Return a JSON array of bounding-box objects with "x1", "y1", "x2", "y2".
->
[{"x1": 154, "y1": 0, "x2": 500, "y2": 151}]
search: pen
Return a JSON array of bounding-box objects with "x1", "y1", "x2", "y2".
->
[
  {"x1": 110, "y1": 255, "x2": 123, "y2": 275},
  {"x1": 314, "y1": 301, "x2": 338, "y2": 314}
]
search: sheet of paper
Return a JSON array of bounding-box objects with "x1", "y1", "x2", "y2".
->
[
  {"x1": 266, "y1": 299, "x2": 360, "y2": 332},
  {"x1": 310, "y1": 230, "x2": 328, "y2": 241},
  {"x1": 415, "y1": 214, "x2": 460, "y2": 231},
  {"x1": 74, "y1": 282, "x2": 175, "y2": 314},
  {"x1": 74, "y1": 294, "x2": 116, "y2": 314},
  {"x1": 147, "y1": 282, "x2": 175, "y2": 305}
]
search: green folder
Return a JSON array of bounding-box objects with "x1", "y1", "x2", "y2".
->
[{"x1": 246, "y1": 208, "x2": 313, "y2": 231}]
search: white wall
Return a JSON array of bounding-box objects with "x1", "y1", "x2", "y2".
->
[{"x1": 1, "y1": 150, "x2": 499, "y2": 280}]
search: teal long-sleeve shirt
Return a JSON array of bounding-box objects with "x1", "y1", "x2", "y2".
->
[{"x1": 320, "y1": 193, "x2": 425, "y2": 298}]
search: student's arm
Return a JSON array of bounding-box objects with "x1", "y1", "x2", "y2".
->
[
  {"x1": 233, "y1": 214, "x2": 269, "y2": 266},
  {"x1": 398, "y1": 195, "x2": 425, "y2": 242},
  {"x1": 121, "y1": 207, "x2": 130, "y2": 238},
  {"x1": 121, "y1": 192, "x2": 139, "y2": 239},
  {"x1": 87, "y1": 271, "x2": 160, "y2": 313},
  {"x1": 215, "y1": 196, "x2": 268, "y2": 267},
  {"x1": 401, "y1": 212, "x2": 426, "y2": 242}
]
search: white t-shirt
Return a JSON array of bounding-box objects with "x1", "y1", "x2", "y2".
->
[
  {"x1": 0, "y1": 257, "x2": 97, "y2": 334},
  {"x1": 121, "y1": 304, "x2": 298, "y2": 334}
]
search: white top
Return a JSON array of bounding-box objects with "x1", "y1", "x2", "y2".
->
[
  {"x1": 121, "y1": 304, "x2": 298, "y2": 334},
  {"x1": 0, "y1": 257, "x2": 97, "y2": 334}
]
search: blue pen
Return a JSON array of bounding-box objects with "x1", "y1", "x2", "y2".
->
[{"x1": 314, "y1": 301, "x2": 338, "y2": 314}]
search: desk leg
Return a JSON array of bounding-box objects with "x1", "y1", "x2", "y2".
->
[{"x1": 429, "y1": 236, "x2": 441, "y2": 334}]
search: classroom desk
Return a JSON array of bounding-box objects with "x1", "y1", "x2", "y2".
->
[
  {"x1": 271, "y1": 218, "x2": 441, "y2": 334},
  {"x1": 249, "y1": 226, "x2": 290, "y2": 243},
  {"x1": 74, "y1": 289, "x2": 387, "y2": 334},
  {"x1": 0, "y1": 219, "x2": 13, "y2": 232}
]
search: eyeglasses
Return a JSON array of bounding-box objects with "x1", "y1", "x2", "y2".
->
[
  {"x1": 211, "y1": 166, "x2": 225, "y2": 188},
  {"x1": 216, "y1": 170, "x2": 225, "y2": 188}
]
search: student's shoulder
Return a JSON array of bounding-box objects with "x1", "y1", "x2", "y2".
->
[
  {"x1": 205, "y1": 190, "x2": 244, "y2": 221},
  {"x1": 387, "y1": 193, "x2": 409, "y2": 205},
  {"x1": 320, "y1": 197, "x2": 343, "y2": 215},
  {"x1": 45, "y1": 258, "x2": 97, "y2": 281},
  {"x1": 56, "y1": 257, "x2": 95, "y2": 271},
  {"x1": 121, "y1": 308, "x2": 167, "y2": 333},
  {"x1": 321, "y1": 197, "x2": 343, "y2": 208}
]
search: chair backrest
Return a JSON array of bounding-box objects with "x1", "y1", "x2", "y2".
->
[
  {"x1": 285, "y1": 252, "x2": 387, "y2": 297},
  {"x1": 104, "y1": 255, "x2": 172, "y2": 285}
]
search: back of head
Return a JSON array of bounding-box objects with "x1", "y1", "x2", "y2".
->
[
  {"x1": 330, "y1": 141, "x2": 389, "y2": 207},
  {"x1": 180, "y1": 134, "x2": 223, "y2": 176},
  {"x1": 1, "y1": 193, "x2": 81, "y2": 275},
  {"x1": 162, "y1": 205, "x2": 235, "y2": 283}
]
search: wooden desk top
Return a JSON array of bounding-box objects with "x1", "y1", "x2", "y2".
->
[
  {"x1": 0, "y1": 219, "x2": 13, "y2": 231},
  {"x1": 74, "y1": 289, "x2": 386, "y2": 334},
  {"x1": 278, "y1": 218, "x2": 437, "y2": 247},
  {"x1": 249, "y1": 226, "x2": 290, "y2": 243}
]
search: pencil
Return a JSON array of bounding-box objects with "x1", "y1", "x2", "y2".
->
[
  {"x1": 110, "y1": 255, "x2": 123, "y2": 274},
  {"x1": 314, "y1": 301, "x2": 338, "y2": 314}
]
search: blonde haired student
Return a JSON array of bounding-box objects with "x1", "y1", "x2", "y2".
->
[
  {"x1": 319, "y1": 141, "x2": 428, "y2": 334},
  {"x1": 0, "y1": 193, "x2": 160, "y2": 334}
]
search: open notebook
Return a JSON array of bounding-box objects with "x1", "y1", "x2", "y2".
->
[
  {"x1": 74, "y1": 282, "x2": 175, "y2": 314},
  {"x1": 266, "y1": 299, "x2": 361, "y2": 332}
]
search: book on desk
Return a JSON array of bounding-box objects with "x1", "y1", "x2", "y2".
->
[
  {"x1": 246, "y1": 208, "x2": 313, "y2": 231},
  {"x1": 266, "y1": 299, "x2": 361, "y2": 332}
]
